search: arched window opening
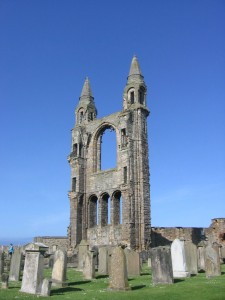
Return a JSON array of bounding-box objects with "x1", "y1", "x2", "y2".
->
[
  {"x1": 79, "y1": 144, "x2": 84, "y2": 157},
  {"x1": 100, "y1": 193, "x2": 110, "y2": 226},
  {"x1": 130, "y1": 91, "x2": 134, "y2": 104},
  {"x1": 79, "y1": 110, "x2": 84, "y2": 123},
  {"x1": 100, "y1": 127, "x2": 116, "y2": 170},
  {"x1": 77, "y1": 196, "x2": 83, "y2": 244},
  {"x1": 112, "y1": 191, "x2": 122, "y2": 225},
  {"x1": 121, "y1": 129, "x2": 127, "y2": 148},
  {"x1": 89, "y1": 195, "x2": 98, "y2": 228},
  {"x1": 73, "y1": 143, "x2": 78, "y2": 156},
  {"x1": 139, "y1": 88, "x2": 145, "y2": 105}
]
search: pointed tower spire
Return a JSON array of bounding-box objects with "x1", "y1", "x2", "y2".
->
[
  {"x1": 127, "y1": 55, "x2": 144, "y2": 84},
  {"x1": 75, "y1": 77, "x2": 97, "y2": 125},
  {"x1": 80, "y1": 77, "x2": 93, "y2": 99}
]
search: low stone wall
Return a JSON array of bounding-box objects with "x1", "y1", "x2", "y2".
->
[
  {"x1": 33, "y1": 236, "x2": 68, "y2": 254},
  {"x1": 151, "y1": 227, "x2": 204, "y2": 247}
]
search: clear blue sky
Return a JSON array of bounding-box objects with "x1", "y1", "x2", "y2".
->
[{"x1": 0, "y1": 0, "x2": 225, "y2": 244}]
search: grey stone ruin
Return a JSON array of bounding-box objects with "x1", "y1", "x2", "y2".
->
[
  {"x1": 83, "y1": 251, "x2": 95, "y2": 280},
  {"x1": 77, "y1": 240, "x2": 89, "y2": 271},
  {"x1": 1, "y1": 273, "x2": 9, "y2": 289},
  {"x1": 205, "y1": 242, "x2": 221, "y2": 278},
  {"x1": 124, "y1": 248, "x2": 140, "y2": 277},
  {"x1": 171, "y1": 238, "x2": 189, "y2": 278},
  {"x1": 98, "y1": 246, "x2": 109, "y2": 275},
  {"x1": 151, "y1": 246, "x2": 173, "y2": 285},
  {"x1": 9, "y1": 248, "x2": 22, "y2": 281},
  {"x1": 20, "y1": 242, "x2": 52, "y2": 296},
  {"x1": 0, "y1": 250, "x2": 4, "y2": 278},
  {"x1": 197, "y1": 241, "x2": 206, "y2": 271},
  {"x1": 51, "y1": 249, "x2": 68, "y2": 287},
  {"x1": 184, "y1": 241, "x2": 198, "y2": 275},
  {"x1": 108, "y1": 246, "x2": 130, "y2": 291}
]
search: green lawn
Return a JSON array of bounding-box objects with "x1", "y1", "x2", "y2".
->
[{"x1": 1, "y1": 264, "x2": 225, "y2": 300}]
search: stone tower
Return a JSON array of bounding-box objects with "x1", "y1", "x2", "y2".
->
[{"x1": 67, "y1": 56, "x2": 151, "y2": 251}]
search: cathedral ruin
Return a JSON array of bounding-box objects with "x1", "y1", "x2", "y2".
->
[{"x1": 67, "y1": 56, "x2": 151, "y2": 251}]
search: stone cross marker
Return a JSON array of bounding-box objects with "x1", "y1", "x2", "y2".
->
[
  {"x1": 83, "y1": 251, "x2": 95, "y2": 280},
  {"x1": 151, "y1": 246, "x2": 173, "y2": 284},
  {"x1": 20, "y1": 242, "x2": 51, "y2": 296},
  {"x1": 124, "y1": 248, "x2": 140, "y2": 277},
  {"x1": 52, "y1": 249, "x2": 68, "y2": 287},
  {"x1": 171, "y1": 239, "x2": 189, "y2": 278},
  {"x1": 108, "y1": 247, "x2": 130, "y2": 291},
  {"x1": 9, "y1": 248, "x2": 22, "y2": 281},
  {"x1": 184, "y1": 241, "x2": 198, "y2": 275},
  {"x1": 205, "y1": 242, "x2": 221, "y2": 278}
]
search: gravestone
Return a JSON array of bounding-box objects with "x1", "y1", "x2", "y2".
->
[
  {"x1": 51, "y1": 249, "x2": 67, "y2": 287},
  {"x1": 9, "y1": 248, "x2": 22, "y2": 281},
  {"x1": 78, "y1": 240, "x2": 89, "y2": 271},
  {"x1": 1, "y1": 273, "x2": 9, "y2": 289},
  {"x1": 41, "y1": 279, "x2": 52, "y2": 296},
  {"x1": 124, "y1": 248, "x2": 140, "y2": 277},
  {"x1": 108, "y1": 247, "x2": 130, "y2": 291},
  {"x1": 0, "y1": 250, "x2": 4, "y2": 278},
  {"x1": 98, "y1": 246, "x2": 109, "y2": 275},
  {"x1": 197, "y1": 241, "x2": 206, "y2": 271},
  {"x1": 205, "y1": 243, "x2": 221, "y2": 277},
  {"x1": 151, "y1": 246, "x2": 173, "y2": 284},
  {"x1": 148, "y1": 257, "x2": 151, "y2": 268},
  {"x1": 83, "y1": 251, "x2": 95, "y2": 280},
  {"x1": 20, "y1": 242, "x2": 51, "y2": 296},
  {"x1": 171, "y1": 239, "x2": 189, "y2": 278},
  {"x1": 184, "y1": 241, "x2": 198, "y2": 275}
]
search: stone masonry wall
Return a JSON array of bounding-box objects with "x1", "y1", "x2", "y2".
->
[{"x1": 33, "y1": 236, "x2": 68, "y2": 253}]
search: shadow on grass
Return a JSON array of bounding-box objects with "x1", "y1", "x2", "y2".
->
[
  {"x1": 68, "y1": 280, "x2": 91, "y2": 286},
  {"x1": 51, "y1": 287, "x2": 83, "y2": 295},
  {"x1": 131, "y1": 285, "x2": 146, "y2": 290},
  {"x1": 221, "y1": 272, "x2": 225, "y2": 275},
  {"x1": 141, "y1": 272, "x2": 150, "y2": 276},
  {"x1": 96, "y1": 275, "x2": 109, "y2": 279},
  {"x1": 174, "y1": 279, "x2": 185, "y2": 283}
]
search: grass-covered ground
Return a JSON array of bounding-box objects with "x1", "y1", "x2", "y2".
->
[{"x1": 0, "y1": 264, "x2": 225, "y2": 300}]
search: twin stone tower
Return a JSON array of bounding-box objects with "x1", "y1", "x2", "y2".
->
[{"x1": 67, "y1": 56, "x2": 151, "y2": 252}]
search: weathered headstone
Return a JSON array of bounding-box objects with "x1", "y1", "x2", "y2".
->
[
  {"x1": 83, "y1": 251, "x2": 95, "y2": 280},
  {"x1": 98, "y1": 246, "x2": 109, "y2": 275},
  {"x1": 124, "y1": 248, "x2": 140, "y2": 277},
  {"x1": 78, "y1": 240, "x2": 89, "y2": 271},
  {"x1": 197, "y1": 241, "x2": 206, "y2": 271},
  {"x1": 148, "y1": 257, "x2": 151, "y2": 268},
  {"x1": 205, "y1": 243, "x2": 221, "y2": 278},
  {"x1": 20, "y1": 242, "x2": 49, "y2": 295},
  {"x1": 151, "y1": 246, "x2": 173, "y2": 284},
  {"x1": 108, "y1": 247, "x2": 130, "y2": 291},
  {"x1": 171, "y1": 239, "x2": 189, "y2": 278},
  {"x1": 9, "y1": 248, "x2": 22, "y2": 281},
  {"x1": 1, "y1": 273, "x2": 9, "y2": 289},
  {"x1": 41, "y1": 279, "x2": 52, "y2": 296},
  {"x1": 51, "y1": 249, "x2": 67, "y2": 287},
  {"x1": 0, "y1": 250, "x2": 4, "y2": 278},
  {"x1": 184, "y1": 241, "x2": 198, "y2": 275}
]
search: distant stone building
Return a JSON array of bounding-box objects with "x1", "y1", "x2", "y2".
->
[{"x1": 67, "y1": 56, "x2": 151, "y2": 251}]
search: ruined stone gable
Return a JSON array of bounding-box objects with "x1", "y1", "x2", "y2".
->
[{"x1": 67, "y1": 56, "x2": 151, "y2": 251}]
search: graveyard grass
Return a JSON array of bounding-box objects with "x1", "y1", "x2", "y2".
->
[{"x1": 1, "y1": 264, "x2": 225, "y2": 300}]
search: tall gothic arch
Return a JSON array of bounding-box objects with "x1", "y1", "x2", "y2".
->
[{"x1": 67, "y1": 56, "x2": 151, "y2": 251}]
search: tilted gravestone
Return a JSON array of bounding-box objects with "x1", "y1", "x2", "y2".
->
[
  {"x1": 0, "y1": 250, "x2": 4, "y2": 278},
  {"x1": 108, "y1": 247, "x2": 130, "y2": 291},
  {"x1": 78, "y1": 240, "x2": 89, "y2": 271},
  {"x1": 124, "y1": 248, "x2": 140, "y2": 277},
  {"x1": 98, "y1": 246, "x2": 109, "y2": 275},
  {"x1": 51, "y1": 249, "x2": 68, "y2": 287},
  {"x1": 9, "y1": 248, "x2": 22, "y2": 281},
  {"x1": 184, "y1": 241, "x2": 198, "y2": 275},
  {"x1": 20, "y1": 242, "x2": 51, "y2": 296},
  {"x1": 171, "y1": 239, "x2": 189, "y2": 278},
  {"x1": 83, "y1": 251, "x2": 95, "y2": 280},
  {"x1": 205, "y1": 242, "x2": 221, "y2": 278},
  {"x1": 197, "y1": 241, "x2": 206, "y2": 271},
  {"x1": 1, "y1": 273, "x2": 9, "y2": 289},
  {"x1": 151, "y1": 246, "x2": 173, "y2": 284}
]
